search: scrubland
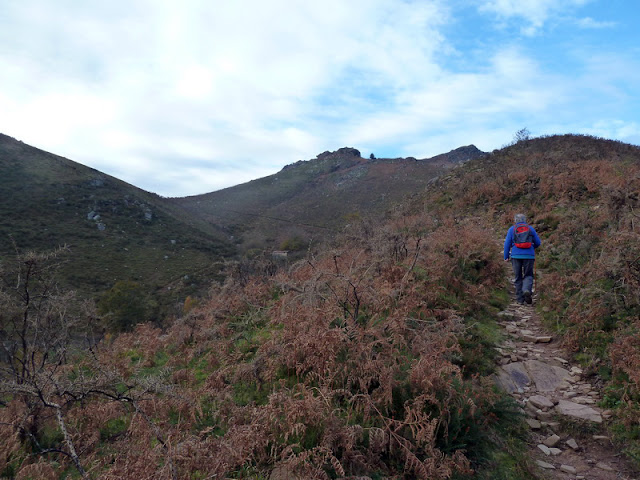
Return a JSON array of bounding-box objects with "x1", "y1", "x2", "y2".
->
[{"x1": 1, "y1": 134, "x2": 638, "y2": 479}]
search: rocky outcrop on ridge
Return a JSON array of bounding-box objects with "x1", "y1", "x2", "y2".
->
[{"x1": 426, "y1": 144, "x2": 486, "y2": 164}]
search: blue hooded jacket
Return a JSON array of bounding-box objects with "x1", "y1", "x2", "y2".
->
[{"x1": 504, "y1": 223, "x2": 541, "y2": 260}]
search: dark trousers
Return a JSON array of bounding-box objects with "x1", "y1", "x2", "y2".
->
[{"x1": 511, "y1": 258, "x2": 534, "y2": 303}]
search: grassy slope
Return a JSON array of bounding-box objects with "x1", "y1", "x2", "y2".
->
[{"x1": 0, "y1": 133, "x2": 236, "y2": 302}]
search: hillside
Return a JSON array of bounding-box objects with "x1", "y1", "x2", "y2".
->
[
  {"x1": 172, "y1": 145, "x2": 486, "y2": 253},
  {"x1": 1, "y1": 134, "x2": 639, "y2": 480},
  {"x1": 0, "y1": 133, "x2": 236, "y2": 304},
  {"x1": 421, "y1": 134, "x2": 640, "y2": 468},
  {"x1": 422, "y1": 134, "x2": 640, "y2": 368}
]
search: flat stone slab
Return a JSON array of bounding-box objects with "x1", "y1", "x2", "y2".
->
[
  {"x1": 555, "y1": 400, "x2": 602, "y2": 423},
  {"x1": 596, "y1": 462, "x2": 614, "y2": 471},
  {"x1": 543, "y1": 434, "x2": 561, "y2": 447},
  {"x1": 536, "y1": 460, "x2": 555, "y2": 470},
  {"x1": 525, "y1": 360, "x2": 571, "y2": 392},
  {"x1": 526, "y1": 418, "x2": 541, "y2": 429},
  {"x1": 538, "y1": 444, "x2": 552, "y2": 455},
  {"x1": 495, "y1": 360, "x2": 571, "y2": 393},
  {"x1": 529, "y1": 395, "x2": 555, "y2": 409}
]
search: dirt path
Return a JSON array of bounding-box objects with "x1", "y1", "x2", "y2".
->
[{"x1": 494, "y1": 291, "x2": 639, "y2": 479}]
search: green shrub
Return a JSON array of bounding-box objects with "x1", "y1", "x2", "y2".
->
[{"x1": 98, "y1": 280, "x2": 151, "y2": 331}]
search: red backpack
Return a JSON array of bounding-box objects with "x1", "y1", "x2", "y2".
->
[{"x1": 513, "y1": 224, "x2": 533, "y2": 249}]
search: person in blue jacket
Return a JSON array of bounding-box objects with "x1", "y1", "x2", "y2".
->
[{"x1": 504, "y1": 213, "x2": 541, "y2": 304}]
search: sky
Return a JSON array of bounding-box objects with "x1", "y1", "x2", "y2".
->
[{"x1": 1, "y1": 0, "x2": 639, "y2": 197}]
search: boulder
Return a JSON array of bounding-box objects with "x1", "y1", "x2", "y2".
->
[
  {"x1": 536, "y1": 410, "x2": 554, "y2": 421},
  {"x1": 498, "y1": 310, "x2": 517, "y2": 320},
  {"x1": 270, "y1": 465, "x2": 302, "y2": 480},
  {"x1": 596, "y1": 462, "x2": 614, "y2": 472},
  {"x1": 543, "y1": 434, "x2": 561, "y2": 447},
  {"x1": 526, "y1": 418, "x2": 541, "y2": 429},
  {"x1": 529, "y1": 395, "x2": 554, "y2": 410}
]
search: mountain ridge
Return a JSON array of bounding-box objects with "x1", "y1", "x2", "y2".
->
[{"x1": 171, "y1": 144, "x2": 486, "y2": 252}]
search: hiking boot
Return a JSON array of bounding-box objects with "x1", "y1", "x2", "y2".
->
[{"x1": 523, "y1": 291, "x2": 532, "y2": 305}]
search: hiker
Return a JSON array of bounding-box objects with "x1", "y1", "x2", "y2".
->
[{"x1": 504, "y1": 214, "x2": 541, "y2": 305}]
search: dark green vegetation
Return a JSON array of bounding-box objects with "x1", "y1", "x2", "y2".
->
[
  {"x1": 1, "y1": 133, "x2": 639, "y2": 479},
  {"x1": 173, "y1": 145, "x2": 486, "y2": 254},
  {"x1": 0, "y1": 133, "x2": 235, "y2": 316}
]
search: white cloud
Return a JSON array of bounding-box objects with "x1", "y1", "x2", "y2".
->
[
  {"x1": 478, "y1": 0, "x2": 591, "y2": 34},
  {"x1": 1, "y1": 0, "x2": 456, "y2": 195},
  {"x1": 343, "y1": 46, "x2": 564, "y2": 158},
  {"x1": 588, "y1": 120, "x2": 640, "y2": 142},
  {"x1": 576, "y1": 17, "x2": 617, "y2": 29},
  {"x1": 576, "y1": 52, "x2": 640, "y2": 104}
]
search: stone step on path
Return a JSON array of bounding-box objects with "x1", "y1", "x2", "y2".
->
[{"x1": 494, "y1": 301, "x2": 638, "y2": 480}]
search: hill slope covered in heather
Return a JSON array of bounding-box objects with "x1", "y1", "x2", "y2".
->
[
  {"x1": 2, "y1": 133, "x2": 639, "y2": 479},
  {"x1": 421, "y1": 133, "x2": 640, "y2": 467}
]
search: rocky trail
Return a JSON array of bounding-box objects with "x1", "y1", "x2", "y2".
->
[{"x1": 494, "y1": 293, "x2": 639, "y2": 479}]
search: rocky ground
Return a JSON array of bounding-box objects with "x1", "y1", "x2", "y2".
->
[{"x1": 495, "y1": 298, "x2": 639, "y2": 480}]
